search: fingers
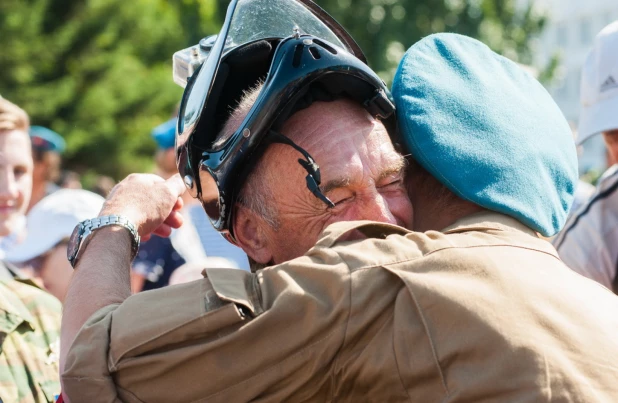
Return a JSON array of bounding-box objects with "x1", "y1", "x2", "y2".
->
[
  {"x1": 166, "y1": 174, "x2": 187, "y2": 199},
  {"x1": 153, "y1": 223, "x2": 173, "y2": 238},
  {"x1": 164, "y1": 210, "x2": 184, "y2": 229},
  {"x1": 172, "y1": 196, "x2": 184, "y2": 212}
]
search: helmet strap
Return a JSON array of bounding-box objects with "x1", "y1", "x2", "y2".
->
[{"x1": 266, "y1": 130, "x2": 335, "y2": 208}]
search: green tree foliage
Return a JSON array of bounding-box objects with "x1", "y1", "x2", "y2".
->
[
  {"x1": 0, "y1": 0, "x2": 547, "y2": 180},
  {"x1": 307, "y1": 0, "x2": 548, "y2": 83},
  {"x1": 0, "y1": 0, "x2": 220, "y2": 180}
]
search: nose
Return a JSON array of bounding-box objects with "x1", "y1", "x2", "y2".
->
[
  {"x1": 0, "y1": 168, "x2": 18, "y2": 201},
  {"x1": 359, "y1": 192, "x2": 398, "y2": 225}
]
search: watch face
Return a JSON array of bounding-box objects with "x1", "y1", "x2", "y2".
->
[{"x1": 67, "y1": 224, "x2": 83, "y2": 263}]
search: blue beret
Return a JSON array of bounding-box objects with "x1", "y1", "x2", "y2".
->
[
  {"x1": 151, "y1": 118, "x2": 177, "y2": 149},
  {"x1": 392, "y1": 33, "x2": 578, "y2": 236},
  {"x1": 29, "y1": 126, "x2": 66, "y2": 153}
]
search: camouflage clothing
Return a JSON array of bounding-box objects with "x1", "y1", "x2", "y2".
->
[{"x1": 0, "y1": 274, "x2": 61, "y2": 403}]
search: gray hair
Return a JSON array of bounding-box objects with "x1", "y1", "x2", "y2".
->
[{"x1": 216, "y1": 81, "x2": 280, "y2": 229}]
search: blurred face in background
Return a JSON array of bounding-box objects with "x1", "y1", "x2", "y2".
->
[
  {"x1": 32, "y1": 150, "x2": 61, "y2": 185},
  {"x1": 0, "y1": 130, "x2": 33, "y2": 237},
  {"x1": 603, "y1": 129, "x2": 618, "y2": 166},
  {"x1": 40, "y1": 242, "x2": 73, "y2": 302},
  {"x1": 22, "y1": 241, "x2": 72, "y2": 302}
]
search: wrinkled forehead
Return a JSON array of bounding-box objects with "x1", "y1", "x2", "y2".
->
[
  {"x1": 283, "y1": 99, "x2": 390, "y2": 148},
  {"x1": 280, "y1": 100, "x2": 402, "y2": 178}
]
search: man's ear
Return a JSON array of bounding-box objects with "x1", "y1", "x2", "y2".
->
[{"x1": 233, "y1": 205, "x2": 273, "y2": 264}]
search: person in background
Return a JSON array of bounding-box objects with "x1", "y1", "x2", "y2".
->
[
  {"x1": 0, "y1": 96, "x2": 61, "y2": 402},
  {"x1": 58, "y1": 170, "x2": 82, "y2": 190},
  {"x1": 553, "y1": 20, "x2": 618, "y2": 293},
  {"x1": 0, "y1": 98, "x2": 31, "y2": 260},
  {"x1": 89, "y1": 174, "x2": 115, "y2": 198},
  {"x1": 28, "y1": 126, "x2": 65, "y2": 212},
  {"x1": 130, "y1": 119, "x2": 210, "y2": 292},
  {"x1": 6, "y1": 189, "x2": 104, "y2": 302},
  {"x1": 153, "y1": 118, "x2": 249, "y2": 270},
  {"x1": 168, "y1": 256, "x2": 237, "y2": 285}
]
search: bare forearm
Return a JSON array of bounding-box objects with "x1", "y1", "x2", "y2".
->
[{"x1": 60, "y1": 226, "x2": 132, "y2": 373}]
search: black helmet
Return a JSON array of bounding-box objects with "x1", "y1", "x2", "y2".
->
[{"x1": 174, "y1": 0, "x2": 396, "y2": 243}]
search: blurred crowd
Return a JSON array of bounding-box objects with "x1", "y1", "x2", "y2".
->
[{"x1": 0, "y1": 102, "x2": 251, "y2": 302}]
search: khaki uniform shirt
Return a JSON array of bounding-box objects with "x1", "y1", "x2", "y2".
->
[
  {"x1": 0, "y1": 277, "x2": 62, "y2": 403},
  {"x1": 63, "y1": 212, "x2": 618, "y2": 402}
]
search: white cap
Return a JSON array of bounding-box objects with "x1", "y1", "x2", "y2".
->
[
  {"x1": 5, "y1": 189, "x2": 105, "y2": 263},
  {"x1": 578, "y1": 20, "x2": 618, "y2": 145}
]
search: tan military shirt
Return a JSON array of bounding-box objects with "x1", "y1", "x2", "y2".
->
[{"x1": 63, "y1": 212, "x2": 618, "y2": 402}]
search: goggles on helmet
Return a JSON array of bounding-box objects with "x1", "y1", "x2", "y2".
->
[{"x1": 174, "y1": 0, "x2": 396, "y2": 243}]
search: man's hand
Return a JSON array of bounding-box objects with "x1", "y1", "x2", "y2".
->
[
  {"x1": 61, "y1": 173, "x2": 188, "y2": 385},
  {"x1": 99, "y1": 173, "x2": 186, "y2": 240}
]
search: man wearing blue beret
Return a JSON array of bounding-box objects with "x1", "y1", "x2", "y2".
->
[{"x1": 61, "y1": 34, "x2": 618, "y2": 401}]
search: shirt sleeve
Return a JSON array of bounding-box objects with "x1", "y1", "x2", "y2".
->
[{"x1": 61, "y1": 246, "x2": 352, "y2": 403}]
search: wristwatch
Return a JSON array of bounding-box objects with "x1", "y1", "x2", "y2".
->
[{"x1": 67, "y1": 215, "x2": 141, "y2": 268}]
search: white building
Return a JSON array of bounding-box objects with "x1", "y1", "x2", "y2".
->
[{"x1": 526, "y1": 0, "x2": 618, "y2": 173}]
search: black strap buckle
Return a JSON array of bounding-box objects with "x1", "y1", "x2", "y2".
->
[
  {"x1": 364, "y1": 89, "x2": 395, "y2": 119},
  {"x1": 267, "y1": 131, "x2": 335, "y2": 208}
]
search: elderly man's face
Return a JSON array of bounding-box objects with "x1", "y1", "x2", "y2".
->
[
  {"x1": 234, "y1": 99, "x2": 413, "y2": 264},
  {"x1": 0, "y1": 130, "x2": 33, "y2": 237}
]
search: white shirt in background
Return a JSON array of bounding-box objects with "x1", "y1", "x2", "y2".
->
[{"x1": 553, "y1": 165, "x2": 618, "y2": 291}]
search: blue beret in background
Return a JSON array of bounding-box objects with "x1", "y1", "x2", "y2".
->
[
  {"x1": 151, "y1": 118, "x2": 177, "y2": 150},
  {"x1": 392, "y1": 33, "x2": 577, "y2": 236},
  {"x1": 29, "y1": 126, "x2": 66, "y2": 154}
]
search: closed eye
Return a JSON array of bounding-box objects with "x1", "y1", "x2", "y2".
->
[
  {"x1": 333, "y1": 195, "x2": 354, "y2": 206},
  {"x1": 378, "y1": 178, "x2": 404, "y2": 191}
]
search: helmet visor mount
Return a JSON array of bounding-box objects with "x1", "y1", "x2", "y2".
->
[{"x1": 175, "y1": 0, "x2": 395, "y2": 241}]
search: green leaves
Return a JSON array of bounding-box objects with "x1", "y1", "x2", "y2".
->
[
  {"x1": 0, "y1": 0, "x2": 216, "y2": 179},
  {"x1": 297, "y1": 0, "x2": 547, "y2": 84},
  {"x1": 0, "y1": 0, "x2": 547, "y2": 180}
]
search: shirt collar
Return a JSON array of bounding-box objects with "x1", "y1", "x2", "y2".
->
[
  {"x1": 0, "y1": 280, "x2": 37, "y2": 334},
  {"x1": 441, "y1": 211, "x2": 540, "y2": 238}
]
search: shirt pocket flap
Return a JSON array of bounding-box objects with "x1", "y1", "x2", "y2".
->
[
  {"x1": 110, "y1": 278, "x2": 248, "y2": 366},
  {"x1": 206, "y1": 268, "x2": 263, "y2": 317}
]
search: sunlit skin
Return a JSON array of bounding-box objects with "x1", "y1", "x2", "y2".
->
[
  {"x1": 35, "y1": 243, "x2": 73, "y2": 302},
  {"x1": 0, "y1": 130, "x2": 33, "y2": 237},
  {"x1": 603, "y1": 129, "x2": 618, "y2": 166},
  {"x1": 234, "y1": 99, "x2": 413, "y2": 265}
]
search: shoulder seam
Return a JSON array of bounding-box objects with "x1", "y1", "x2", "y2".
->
[{"x1": 348, "y1": 243, "x2": 561, "y2": 273}]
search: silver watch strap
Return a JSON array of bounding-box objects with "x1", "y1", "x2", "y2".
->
[{"x1": 83, "y1": 215, "x2": 141, "y2": 259}]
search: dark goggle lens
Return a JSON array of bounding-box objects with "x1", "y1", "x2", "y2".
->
[{"x1": 198, "y1": 161, "x2": 222, "y2": 225}]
